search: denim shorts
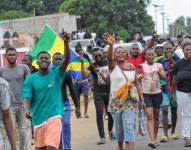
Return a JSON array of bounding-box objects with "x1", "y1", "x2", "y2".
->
[
  {"x1": 111, "y1": 110, "x2": 136, "y2": 142},
  {"x1": 74, "y1": 81, "x2": 89, "y2": 97}
]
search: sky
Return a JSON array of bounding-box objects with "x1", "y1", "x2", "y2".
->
[{"x1": 147, "y1": 0, "x2": 191, "y2": 34}]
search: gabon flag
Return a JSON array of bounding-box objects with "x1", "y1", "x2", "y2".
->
[
  {"x1": 30, "y1": 25, "x2": 77, "y2": 67},
  {"x1": 29, "y1": 25, "x2": 90, "y2": 76}
]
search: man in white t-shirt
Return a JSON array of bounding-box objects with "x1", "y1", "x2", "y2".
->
[{"x1": 174, "y1": 35, "x2": 184, "y2": 59}]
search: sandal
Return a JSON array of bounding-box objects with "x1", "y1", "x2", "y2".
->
[
  {"x1": 160, "y1": 136, "x2": 169, "y2": 143},
  {"x1": 148, "y1": 142, "x2": 156, "y2": 149},
  {"x1": 170, "y1": 134, "x2": 179, "y2": 140}
]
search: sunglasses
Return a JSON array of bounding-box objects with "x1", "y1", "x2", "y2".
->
[{"x1": 54, "y1": 58, "x2": 63, "y2": 61}]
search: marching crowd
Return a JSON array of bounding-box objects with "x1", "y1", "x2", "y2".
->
[{"x1": 0, "y1": 29, "x2": 191, "y2": 150}]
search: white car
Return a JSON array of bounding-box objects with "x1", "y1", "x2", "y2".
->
[
  {"x1": 69, "y1": 39, "x2": 96, "y2": 52},
  {"x1": 103, "y1": 42, "x2": 144, "y2": 52}
]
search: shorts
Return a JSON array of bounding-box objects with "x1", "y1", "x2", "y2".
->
[
  {"x1": 74, "y1": 81, "x2": 89, "y2": 96},
  {"x1": 143, "y1": 93, "x2": 163, "y2": 108},
  {"x1": 111, "y1": 110, "x2": 136, "y2": 142},
  {"x1": 34, "y1": 117, "x2": 62, "y2": 148},
  {"x1": 161, "y1": 92, "x2": 177, "y2": 108}
]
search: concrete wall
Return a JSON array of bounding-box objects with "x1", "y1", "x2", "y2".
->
[{"x1": 0, "y1": 13, "x2": 77, "y2": 35}]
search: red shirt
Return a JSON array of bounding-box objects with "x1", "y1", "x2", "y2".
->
[{"x1": 128, "y1": 51, "x2": 145, "y2": 68}]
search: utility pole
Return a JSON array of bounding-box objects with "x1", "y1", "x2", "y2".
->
[
  {"x1": 161, "y1": 12, "x2": 165, "y2": 35},
  {"x1": 152, "y1": 4, "x2": 159, "y2": 33}
]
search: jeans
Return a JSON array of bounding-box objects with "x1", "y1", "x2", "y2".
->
[
  {"x1": 177, "y1": 91, "x2": 191, "y2": 139},
  {"x1": 138, "y1": 104, "x2": 147, "y2": 136},
  {"x1": 10, "y1": 105, "x2": 26, "y2": 150},
  {"x1": 94, "y1": 94, "x2": 113, "y2": 138},
  {"x1": 111, "y1": 110, "x2": 136, "y2": 142},
  {"x1": 59, "y1": 100, "x2": 71, "y2": 150}
]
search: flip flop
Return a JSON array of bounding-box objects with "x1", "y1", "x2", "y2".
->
[
  {"x1": 170, "y1": 134, "x2": 179, "y2": 140},
  {"x1": 160, "y1": 136, "x2": 169, "y2": 143},
  {"x1": 148, "y1": 142, "x2": 156, "y2": 149}
]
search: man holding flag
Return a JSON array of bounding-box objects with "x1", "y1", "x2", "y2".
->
[{"x1": 22, "y1": 28, "x2": 70, "y2": 150}]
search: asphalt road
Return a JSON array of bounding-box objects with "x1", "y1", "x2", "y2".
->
[{"x1": 71, "y1": 100, "x2": 189, "y2": 150}]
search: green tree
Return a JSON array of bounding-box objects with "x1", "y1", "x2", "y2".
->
[
  {"x1": 59, "y1": 0, "x2": 154, "y2": 36},
  {"x1": 43, "y1": 0, "x2": 63, "y2": 14},
  {"x1": 0, "y1": 10, "x2": 32, "y2": 20}
]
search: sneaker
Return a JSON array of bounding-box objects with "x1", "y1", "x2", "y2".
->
[
  {"x1": 160, "y1": 136, "x2": 169, "y2": 143},
  {"x1": 84, "y1": 114, "x2": 89, "y2": 118},
  {"x1": 97, "y1": 138, "x2": 106, "y2": 145},
  {"x1": 184, "y1": 138, "x2": 191, "y2": 147},
  {"x1": 31, "y1": 139, "x2": 34, "y2": 145}
]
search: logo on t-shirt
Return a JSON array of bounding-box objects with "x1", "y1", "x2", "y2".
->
[{"x1": 48, "y1": 81, "x2": 54, "y2": 88}]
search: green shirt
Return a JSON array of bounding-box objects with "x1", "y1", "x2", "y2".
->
[{"x1": 22, "y1": 67, "x2": 66, "y2": 126}]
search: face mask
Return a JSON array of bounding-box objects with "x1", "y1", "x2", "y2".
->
[
  {"x1": 95, "y1": 58, "x2": 103, "y2": 66},
  {"x1": 130, "y1": 52, "x2": 139, "y2": 58}
]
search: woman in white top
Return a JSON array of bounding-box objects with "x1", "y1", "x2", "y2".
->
[
  {"x1": 140, "y1": 48, "x2": 166, "y2": 148},
  {"x1": 103, "y1": 33, "x2": 144, "y2": 150}
]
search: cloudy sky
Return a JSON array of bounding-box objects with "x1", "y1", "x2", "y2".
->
[{"x1": 147, "y1": 0, "x2": 191, "y2": 34}]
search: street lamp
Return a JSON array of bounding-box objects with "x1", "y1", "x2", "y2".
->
[{"x1": 152, "y1": 4, "x2": 159, "y2": 33}]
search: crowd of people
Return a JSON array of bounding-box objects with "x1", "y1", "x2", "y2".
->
[{"x1": 0, "y1": 29, "x2": 191, "y2": 150}]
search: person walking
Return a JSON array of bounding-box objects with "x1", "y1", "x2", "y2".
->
[
  {"x1": 80, "y1": 47, "x2": 115, "y2": 145},
  {"x1": 0, "y1": 77, "x2": 16, "y2": 150},
  {"x1": 171, "y1": 38, "x2": 191, "y2": 147},
  {"x1": 51, "y1": 52, "x2": 80, "y2": 150},
  {"x1": 140, "y1": 48, "x2": 166, "y2": 148},
  {"x1": 159, "y1": 42, "x2": 179, "y2": 143},
  {"x1": 104, "y1": 32, "x2": 144, "y2": 150},
  {"x1": 22, "y1": 30, "x2": 70, "y2": 150},
  {"x1": 0, "y1": 47, "x2": 30, "y2": 150}
]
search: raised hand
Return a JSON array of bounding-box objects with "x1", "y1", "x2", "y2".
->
[
  {"x1": 103, "y1": 32, "x2": 115, "y2": 45},
  {"x1": 61, "y1": 28, "x2": 70, "y2": 42}
]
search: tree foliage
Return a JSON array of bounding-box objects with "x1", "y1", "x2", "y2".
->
[
  {"x1": 0, "y1": 0, "x2": 63, "y2": 20},
  {"x1": 0, "y1": 11, "x2": 32, "y2": 20},
  {"x1": 59, "y1": 0, "x2": 154, "y2": 36}
]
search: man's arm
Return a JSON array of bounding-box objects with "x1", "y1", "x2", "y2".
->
[
  {"x1": 79, "y1": 57, "x2": 91, "y2": 79},
  {"x1": 65, "y1": 75, "x2": 78, "y2": 109},
  {"x1": 59, "y1": 30, "x2": 70, "y2": 72},
  {"x1": 0, "y1": 84, "x2": 16, "y2": 150},
  {"x1": 2, "y1": 109, "x2": 16, "y2": 150},
  {"x1": 24, "y1": 99, "x2": 32, "y2": 119}
]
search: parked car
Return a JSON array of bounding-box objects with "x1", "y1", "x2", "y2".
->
[
  {"x1": 69, "y1": 39, "x2": 96, "y2": 51},
  {"x1": 103, "y1": 42, "x2": 144, "y2": 52}
]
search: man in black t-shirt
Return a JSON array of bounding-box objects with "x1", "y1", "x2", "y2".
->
[{"x1": 80, "y1": 47, "x2": 115, "y2": 145}]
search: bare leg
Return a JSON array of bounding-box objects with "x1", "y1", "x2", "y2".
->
[
  {"x1": 153, "y1": 108, "x2": 160, "y2": 143},
  {"x1": 77, "y1": 95, "x2": 81, "y2": 114},
  {"x1": 84, "y1": 95, "x2": 89, "y2": 115},
  {"x1": 124, "y1": 142, "x2": 134, "y2": 150},
  {"x1": 117, "y1": 141, "x2": 123, "y2": 150},
  {"x1": 145, "y1": 107, "x2": 155, "y2": 143},
  {"x1": 171, "y1": 107, "x2": 177, "y2": 134},
  {"x1": 162, "y1": 106, "x2": 169, "y2": 138}
]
